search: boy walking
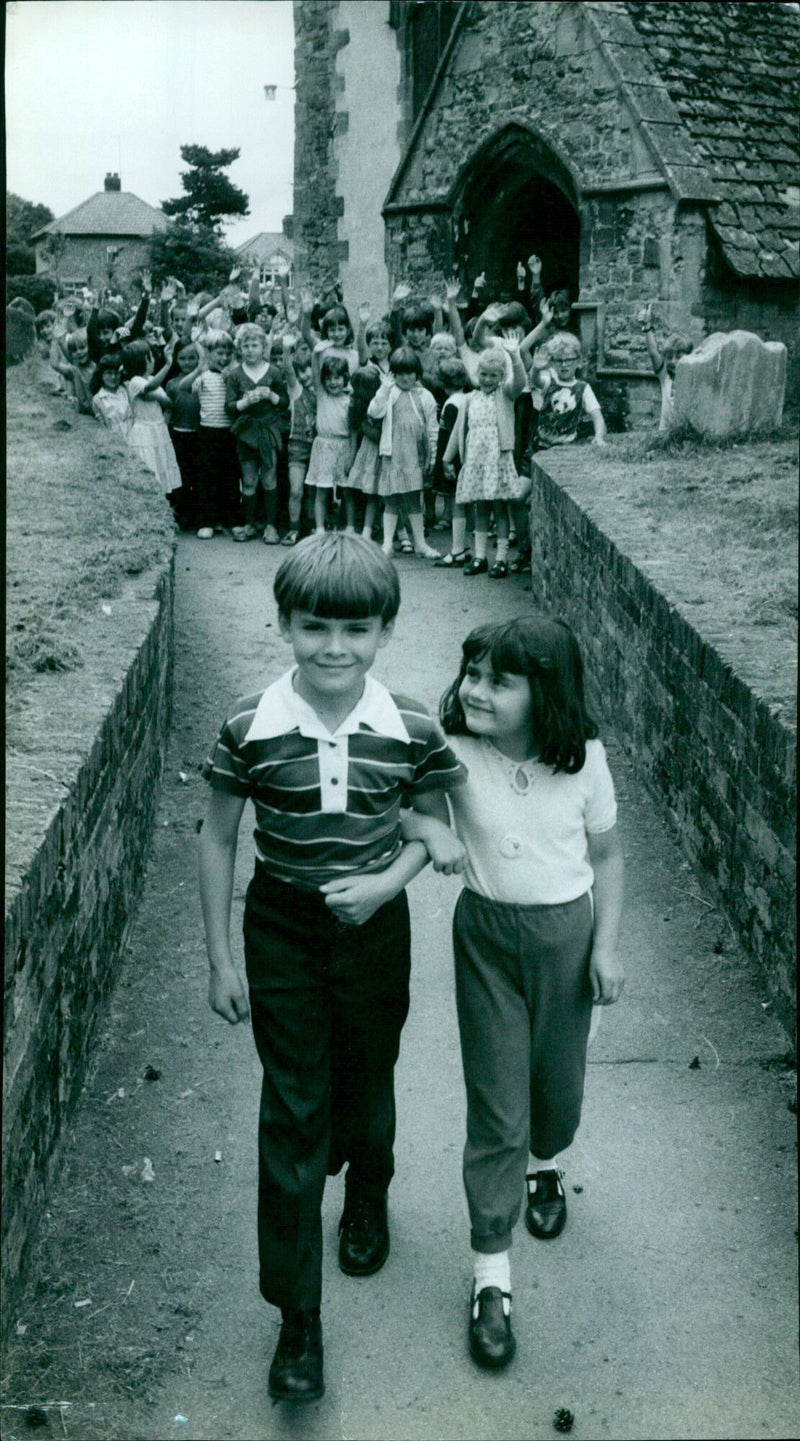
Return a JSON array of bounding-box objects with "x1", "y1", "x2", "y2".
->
[{"x1": 199, "y1": 534, "x2": 465, "y2": 1402}]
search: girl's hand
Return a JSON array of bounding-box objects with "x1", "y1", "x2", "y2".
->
[
  {"x1": 301, "y1": 288, "x2": 315, "y2": 315},
  {"x1": 471, "y1": 271, "x2": 487, "y2": 296},
  {"x1": 320, "y1": 873, "x2": 395, "y2": 927},
  {"x1": 358, "y1": 301, "x2": 371, "y2": 324},
  {"x1": 589, "y1": 948, "x2": 625, "y2": 1005},
  {"x1": 285, "y1": 303, "x2": 301, "y2": 327},
  {"x1": 527, "y1": 254, "x2": 542, "y2": 278},
  {"x1": 445, "y1": 277, "x2": 461, "y2": 301},
  {"x1": 540, "y1": 297, "x2": 554, "y2": 327},
  {"x1": 282, "y1": 332, "x2": 298, "y2": 352},
  {"x1": 392, "y1": 282, "x2": 411, "y2": 305},
  {"x1": 443, "y1": 462, "x2": 456, "y2": 481},
  {"x1": 141, "y1": 269, "x2": 152, "y2": 293},
  {"x1": 161, "y1": 281, "x2": 176, "y2": 302},
  {"x1": 173, "y1": 277, "x2": 186, "y2": 297},
  {"x1": 516, "y1": 261, "x2": 527, "y2": 287},
  {"x1": 428, "y1": 291, "x2": 444, "y2": 311}
]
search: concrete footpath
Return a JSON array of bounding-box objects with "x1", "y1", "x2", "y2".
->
[{"x1": 3, "y1": 534, "x2": 797, "y2": 1441}]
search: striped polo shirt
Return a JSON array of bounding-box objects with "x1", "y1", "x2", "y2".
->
[
  {"x1": 203, "y1": 669, "x2": 467, "y2": 890},
  {"x1": 192, "y1": 370, "x2": 230, "y2": 428}
]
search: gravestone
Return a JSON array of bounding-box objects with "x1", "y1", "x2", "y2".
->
[
  {"x1": 5, "y1": 304, "x2": 36, "y2": 365},
  {"x1": 672, "y1": 330, "x2": 787, "y2": 438}
]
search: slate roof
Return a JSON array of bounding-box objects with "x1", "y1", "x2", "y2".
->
[
  {"x1": 587, "y1": 1, "x2": 800, "y2": 280},
  {"x1": 33, "y1": 191, "x2": 168, "y2": 240},
  {"x1": 235, "y1": 231, "x2": 295, "y2": 263}
]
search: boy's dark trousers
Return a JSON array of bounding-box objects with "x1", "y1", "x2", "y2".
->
[
  {"x1": 243, "y1": 865, "x2": 411, "y2": 1312},
  {"x1": 196, "y1": 426, "x2": 242, "y2": 530}
]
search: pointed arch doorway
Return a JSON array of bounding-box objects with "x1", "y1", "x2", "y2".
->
[{"x1": 451, "y1": 124, "x2": 581, "y2": 303}]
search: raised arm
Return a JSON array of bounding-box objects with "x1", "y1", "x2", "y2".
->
[
  {"x1": 445, "y1": 278, "x2": 465, "y2": 349},
  {"x1": 638, "y1": 303, "x2": 664, "y2": 374},
  {"x1": 356, "y1": 302, "x2": 370, "y2": 366}
]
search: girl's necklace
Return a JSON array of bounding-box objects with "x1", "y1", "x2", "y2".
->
[{"x1": 484, "y1": 739, "x2": 539, "y2": 794}]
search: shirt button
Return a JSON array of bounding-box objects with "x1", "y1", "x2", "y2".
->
[{"x1": 330, "y1": 777, "x2": 339, "y2": 785}]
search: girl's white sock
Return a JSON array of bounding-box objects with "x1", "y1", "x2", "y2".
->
[
  {"x1": 451, "y1": 515, "x2": 467, "y2": 554},
  {"x1": 382, "y1": 510, "x2": 399, "y2": 551},
  {"x1": 528, "y1": 1152, "x2": 558, "y2": 1175},
  {"x1": 473, "y1": 531, "x2": 488, "y2": 560},
  {"x1": 496, "y1": 536, "x2": 509, "y2": 562},
  {"x1": 473, "y1": 1250, "x2": 511, "y2": 1313}
]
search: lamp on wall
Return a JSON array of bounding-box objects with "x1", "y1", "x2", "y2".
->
[{"x1": 264, "y1": 84, "x2": 295, "y2": 100}]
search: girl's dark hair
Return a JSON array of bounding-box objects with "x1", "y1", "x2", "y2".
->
[
  {"x1": 498, "y1": 301, "x2": 530, "y2": 329},
  {"x1": 366, "y1": 320, "x2": 392, "y2": 345},
  {"x1": 440, "y1": 615, "x2": 598, "y2": 774},
  {"x1": 320, "y1": 354, "x2": 350, "y2": 387},
  {"x1": 320, "y1": 304, "x2": 354, "y2": 343},
  {"x1": 389, "y1": 346, "x2": 422, "y2": 378},
  {"x1": 95, "y1": 352, "x2": 122, "y2": 380},
  {"x1": 120, "y1": 339, "x2": 151, "y2": 378},
  {"x1": 401, "y1": 303, "x2": 434, "y2": 335},
  {"x1": 274, "y1": 532, "x2": 400, "y2": 623},
  {"x1": 438, "y1": 356, "x2": 469, "y2": 389},
  {"x1": 96, "y1": 308, "x2": 121, "y2": 332},
  {"x1": 549, "y1": 288, "x2": 571, "y2": 312},
  {"x1": 164, "y1": 336, "x2": 200, "y2": 385}
]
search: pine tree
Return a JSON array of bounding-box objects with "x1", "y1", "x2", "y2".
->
[{"x1": 161, "y1": 146, "x2": 249, "y2": 232}]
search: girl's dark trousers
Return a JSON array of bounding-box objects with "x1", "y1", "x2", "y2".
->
[
  {"x1": 454, "y1": 887, "x2": 594, "y2": 1254},
  {"x1": 243, "y1": 865, "x2": 411, "y2": 1311}
]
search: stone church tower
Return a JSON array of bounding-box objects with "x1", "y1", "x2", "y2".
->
[{"x1": 293, "y1": 1, "x2": 799, "y2": 424}]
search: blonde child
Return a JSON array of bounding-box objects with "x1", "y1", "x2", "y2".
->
[
  {"x1": 367, "y1": 347, "x2": 439, "y2": 559},
  {"x1": 533, "y1": 332, "x2": 606, "y2": 450},
  {"x1": 226, "y1": 323, "x2": 288, "y2": 544},
  {"x1": 404, "y1": 615, "x2": 624, "y2": 1370},
  {"x1": 443, "y1": 343, "x2": 526, "y2": 578}
]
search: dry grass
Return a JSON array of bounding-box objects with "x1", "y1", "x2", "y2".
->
[{"x1": 6, "y1": 360, "x2": 175, "y2": 691}]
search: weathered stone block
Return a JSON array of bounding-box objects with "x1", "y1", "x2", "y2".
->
[
  {"x1": 6, "y1": 305, "x2": 36, "y2": 365},
  {"x1": 673, "y1": 329, "x2": 787, "y2": 437}
]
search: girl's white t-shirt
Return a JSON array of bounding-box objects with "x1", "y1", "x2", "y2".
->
[{"x1": 447, "y1": 734, "x2": 617, "y2": 905}]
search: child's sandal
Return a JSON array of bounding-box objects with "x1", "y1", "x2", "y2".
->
[{"x1": 435, "y1": 549, "x2": 471, "y2": 568}]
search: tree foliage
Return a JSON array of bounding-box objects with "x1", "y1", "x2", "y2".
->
[
  {"x1": 6, "y1": 275, "x2": 58, "y2": 313},
  {"x1": 161, "y1": 145, "x2": 249, "y2": 231},
  {"x1": 149, "y1": 219, "x2": 238, "y2": 293},
  {"x1": 6, "y1": 192, "x2": 54, "y2": 276}
]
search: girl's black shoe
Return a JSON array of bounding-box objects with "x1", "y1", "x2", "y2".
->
[
  {"x1": 268, "y1": 1309, "x2": 324, "y2": 1402},
  {"x1": 489, "y1": 560, "x2": 508, "y2": 579},
  {"x1": 525, "y1": 1169, "x2": 567, "y2": 1239},
  {"x1": 464, "y1": 557, "x2": 488, "y2": 576},
  {"x1": 468, "y1": 1286, "x2": 516, "y2": 1369}
]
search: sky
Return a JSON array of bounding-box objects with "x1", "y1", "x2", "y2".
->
[{"x1": 5, "y1": 0, "x2": 296, "y2": 246}]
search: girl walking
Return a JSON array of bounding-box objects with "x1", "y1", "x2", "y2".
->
[
  {"x1": 405, "y1": 616, "x2": 624, "y2": 1369},
  {"x1": 443, "y1": 344, "x2": 526, "y2": 578}
]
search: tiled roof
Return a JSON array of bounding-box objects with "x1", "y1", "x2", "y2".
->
[
  {"x1": 587, "y1": 1, "x2": 800, "y2": 280},
  {"x1": 236, "y1": 231, "x2": 294, "y2": 262},
  {"x1": 33, "y1": 191, "x2": 169, "y2": 240}
]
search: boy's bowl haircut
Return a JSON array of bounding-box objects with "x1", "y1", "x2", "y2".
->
[{"x1": 274, "y1": 533, "x2": 401, "y2": 625}]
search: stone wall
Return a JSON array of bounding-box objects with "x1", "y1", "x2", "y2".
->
[
  {"x1": 527, "y1": 455, "x2": 796, "y2": 1039},
  {"x1": 292, "y1": 0, "x2": 343, "y2": 289},
  {"x1": 3, "y1": 560, "x2": 175, "y2": 1332}
]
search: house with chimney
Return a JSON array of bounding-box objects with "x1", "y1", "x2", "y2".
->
[
  {"x1": 292, "y1": 0, "x2": 800, "y2": 425},
  {"x1": 32, "y1": 174, "x2": 168, "y2": 295}
]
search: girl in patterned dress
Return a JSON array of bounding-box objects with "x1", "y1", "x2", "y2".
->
[{"x1": 444, "y1": 344, "x2": 526, "y2": 579}]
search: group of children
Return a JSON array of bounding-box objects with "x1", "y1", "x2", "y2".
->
[
  {"x1": 200, "y1": 531, "x2": 625, "y2": 1400},
  {"x1": 38, "y1": 254, "x2": 683, "y2": 578}
]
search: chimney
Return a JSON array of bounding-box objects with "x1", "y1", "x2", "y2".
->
[
  {"x1": 282, "y1": 214, "x2": 294, "y2": 241},
  {"x1": 104, "y1": 173, "x2": 121, "y2": 192}
]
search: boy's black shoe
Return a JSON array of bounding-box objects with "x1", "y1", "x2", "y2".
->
[
  {"x1": 525, "y1": 1169, "x2": 567, "y2": 1239},
  {"x1": 468, "y1": 1286, "x2": 516, "y2": 1369},
  {"x1": 268, "y1": 1308, "x2": 324, "y2": 1402},
  {"x1": 338, "y1": 1193, "x2": 389, "y2": 1276}
]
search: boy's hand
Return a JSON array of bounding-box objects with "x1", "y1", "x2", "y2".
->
[
  {"x1": 527, "y1": 254, "x2": 542, "y2": 279},
  {"x1": 589, "y1": 948, "x2": 625, "y2": 1006},
  {"x1": 320, "y1": 873, "x2": 395, "y2": 926},
  {"x1": 357, "y1": 301, "x2": 371, "y2": 324},
  {"x1": 208, "y1": 963, "x2": 250, "y2": 1024},
  {"x1": 426, "y1": 829, "x2": 466, "y2": 875},
  {"x1": 392, "y1": 281, "x2": 411, "y2": 305},
  {"x1": 445, "y1": 277, "x2": 461, "y2": 302}
]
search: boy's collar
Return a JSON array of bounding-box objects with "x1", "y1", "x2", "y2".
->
[{"x1": 244, "y1": 669, "x2": 410, "y2": 744}]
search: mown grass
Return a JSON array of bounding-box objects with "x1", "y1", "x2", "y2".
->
[
  {"x1": 581, "y1": 427, "x2": 798, "y2": 633},
  {"x1": 6, "y1": 360, "x2": 175, "y2": 693}
]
